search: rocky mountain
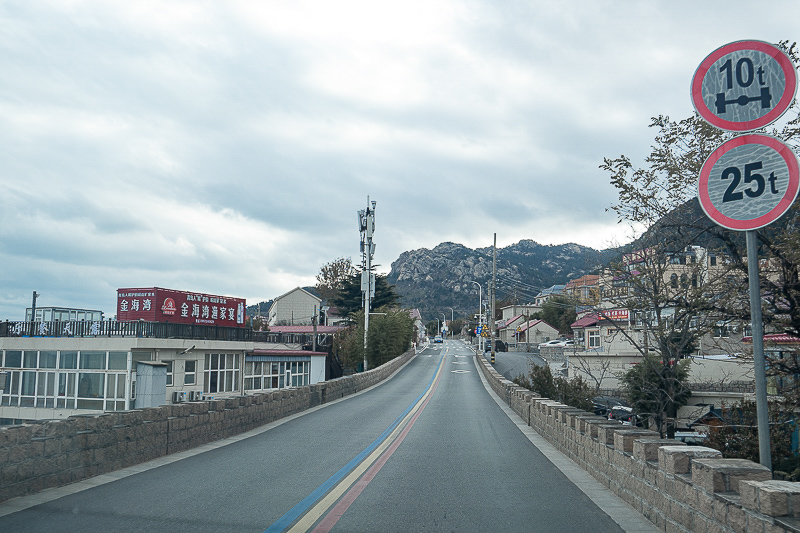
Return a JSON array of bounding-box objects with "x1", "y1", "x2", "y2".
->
[{"x1": 387, "y1": 240, "x2": 620, "y2": 321}]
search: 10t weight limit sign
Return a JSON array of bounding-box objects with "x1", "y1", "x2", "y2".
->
[
  {"x1": 692, "y1": 40, "x2": 797, "y2": 131},
  {"x1": 698, "y1": 134, "x2": 799, "y2": 231}
]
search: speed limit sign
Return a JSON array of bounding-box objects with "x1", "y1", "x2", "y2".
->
[{"x1": 698, "y1": 134, "x2": 800, "y2": 230}]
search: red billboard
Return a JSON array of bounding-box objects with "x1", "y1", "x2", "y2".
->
[{"x1": 116, "y1": 288, "x2": 246, "y2": 328}]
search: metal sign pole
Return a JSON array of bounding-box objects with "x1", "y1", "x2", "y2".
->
[{"x1": 746, "y1": 230, "x2": 772, "y2": 470}]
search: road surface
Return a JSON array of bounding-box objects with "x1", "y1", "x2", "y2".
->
[{"x1": 0, "y1": 340, "x2": 656, "y2": 532}]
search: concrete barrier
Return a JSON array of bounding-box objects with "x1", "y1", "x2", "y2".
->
[
  {"x1": 476, "y1": 355, "x2": 800, "y2": 533},
  {"x1": 0, "y1": 350, "x2": 415, "y2": 503}
]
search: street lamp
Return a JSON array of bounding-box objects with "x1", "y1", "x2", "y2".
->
[{"x1": 446, "y1": 307, "x2": 454, "y2": 338}]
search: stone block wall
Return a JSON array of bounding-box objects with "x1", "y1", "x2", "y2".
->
[
  {"x1": 0, "y1": 350, "x2": 414, "y2": 503},
  {"x1": 477, "y1": 355, "x2": 800, "y2": 533}
]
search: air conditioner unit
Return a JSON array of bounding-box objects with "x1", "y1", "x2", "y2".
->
[
  {"x1": 190, "y1": 391, "x2": 203, "y2": 401},
  {"x1": 172, "y1": 391, "x2": 186, "y2": 403}
]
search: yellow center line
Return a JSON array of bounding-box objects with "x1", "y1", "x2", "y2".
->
[{"x1": 287, "y1": 356, "x2": 446, "y2": 532}]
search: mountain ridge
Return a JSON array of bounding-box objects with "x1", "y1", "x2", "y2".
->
[{"x1": 387, "y1": 239, "x2": 620, "y2": 321}]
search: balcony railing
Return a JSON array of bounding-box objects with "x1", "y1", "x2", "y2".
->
[{"x1": 0, "y1": 320, "x2": 330, "y2": 347}]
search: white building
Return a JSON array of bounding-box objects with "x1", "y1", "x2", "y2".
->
[
  {"x1": 268, "y1": 287, "x2": 322, "y2": 327},
  {"x1": 0, "y1": 320, "x2": 327, "y2": 423}
]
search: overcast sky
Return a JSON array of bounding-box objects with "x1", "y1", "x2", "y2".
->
[{"x1": 2, "y1": 1, "x2": 799, "y2": 319}]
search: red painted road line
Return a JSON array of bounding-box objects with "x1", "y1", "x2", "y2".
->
[{"x1": 311, "y1": 360, "x2": 444, "y2": 533}]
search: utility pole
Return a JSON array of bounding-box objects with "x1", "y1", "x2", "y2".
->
[
  {"x1": 490, "y1": 233, "x2": 497, "y2": 364},
  {"x1": 358, "y1": 198, "x2": 376, "y2": 372},
  {"x1": 30, "y1": 291, "x2": 39, "y2": 336},
  {"x1": 312, "y1": 305, "x2": 317, "y2": 352}
]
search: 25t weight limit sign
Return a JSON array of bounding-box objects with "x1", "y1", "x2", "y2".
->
[{"x1": 698, "y1": 134, "x2": 799, "y2": 231}]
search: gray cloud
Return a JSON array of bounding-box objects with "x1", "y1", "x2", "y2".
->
[{"x1": 1, "y1": 0, "x2": 799, "y2": 318}]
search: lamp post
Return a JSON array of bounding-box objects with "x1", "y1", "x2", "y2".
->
[
  {"x1": 446, "y1": 307, "x2": 454, "y2": 339},
  {"x1": 469, "y1": 281, "x2": 483, "y2": 353}
]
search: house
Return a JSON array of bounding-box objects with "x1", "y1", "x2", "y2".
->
[
  {"x1": 268, "y1": 287, "x2": 322, "y2": 326},
  {"x1": 534, "y1": 285, "x2": 565, "y2": 307},
  {"x1": 408, "y1": 309, "x2": 426, "y2": 343},
  {"x1": 514, "y1": 319, "x2": 558, "y2": 347},
  {"x1": 497, "y1": 314, "x2": 527, "y2": 345},
  {"x1": 500, "y1": 304, "x2": 539, "y2": 321},
  {"x1": 565, "y1": 275, "x2": 600, "y2": 306}
]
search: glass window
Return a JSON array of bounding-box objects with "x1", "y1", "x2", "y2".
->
[
  {"x1": 23, "y1": 351, "x2": 38, "y2": 368},
  {"x1": 108, "y1": 351, "x2": 127, "y2": 370},
  {"x1": 59, "y1": 351, "x2": 78, "y2": 369},
  {"x1": 40, "y1": 351, "x2": 57, "y2": 368},
  {"x1": 5, "y1": 350, "x2": 22, "y2": 368},
  {"x1": 165, "y1": 361, "x2": 173, "y2": 386},
  {"x1": 78, "y1": 374, "x2": 104, "y2": 398},
  {"x1": 21, "y1": 371, "x2": 36, "y2": 396},
  {"x1": 588, "y1": 330, "x2": 601, "y2": 349},
  {"x1": 184, "y1": 360, "x2": 196, "y2": 385},
  {"x1": 80, "y1": 351, "x2": 105, "y2": 369}
]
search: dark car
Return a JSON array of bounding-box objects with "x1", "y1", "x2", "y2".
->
[
  {"x1": 592, "y1": 396, "x2": 628, "y2": 417},
  {"x1": 484, "y1": 340, "x2": 507, "y2": 352}
]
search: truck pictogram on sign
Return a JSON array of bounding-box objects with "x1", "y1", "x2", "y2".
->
[{"x1": 691, "y1": 40, "x2": 796, "y2": 132}]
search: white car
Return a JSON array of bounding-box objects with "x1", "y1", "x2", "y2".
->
[{"x1": 538, "y1": 339, "x2": 566, "y2": 348}]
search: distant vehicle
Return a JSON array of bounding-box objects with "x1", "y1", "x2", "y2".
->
[
  {"x1": 592, "y1": 396, "x2": 628, "y2": 417},
  {"x1": 484, "y1": 340, "x2": 507, "y2": 352},
  {"x1": 608, "y1": 406, "x2": 642, "y2": 426},
  {"x1": 538, "y1": 339, "x2": 566, "y2": 348},
  {"x1": 538, "y1": 339, "x2": 575, "y2": 348},
  {"x1": 434, "y1": 335, "x2": 443, "y2": 343}
]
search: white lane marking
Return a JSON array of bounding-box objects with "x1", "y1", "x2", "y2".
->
[{"x1": 451, "y1": 370, "x2": 471, "y2": 373}]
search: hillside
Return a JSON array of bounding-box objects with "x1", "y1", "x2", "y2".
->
[{"x1": 387, "y1": 240, "x2": 620, "y2": 321}]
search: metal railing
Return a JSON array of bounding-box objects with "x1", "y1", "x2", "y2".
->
[{"x1": 0, "y1": 320, "x2": 332, "y2": 348}]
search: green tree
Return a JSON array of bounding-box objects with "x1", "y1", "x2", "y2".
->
[
  {"x1": 333, "y1": 308, "x2": 414, "y2": 372},
  {"x1": 329, "y1": 271, "x2": 401, "y2": 319},
  {"x1": 706, "y1": 400, "x2": 797, "y2": 478},
  {"x1": 315, "y1": 257, "x2": 356, "y2": 302},
  {"x1": 599, "y1": 40, "x2": 800, "y2": 439},
  {"x1": 620, "y1": 353, "x2": 692, "y2": 437},
  {"x1": 513, "y1": 363, "x2": 592, "y2": 411},
  {"x1": 531, "y1": 295, "x2": 577, "y2": 334}
]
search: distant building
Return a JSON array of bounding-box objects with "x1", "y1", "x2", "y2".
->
[
  {"x1": 1, "y1": 288, "x2": 327, "y2": 424},
  {"x1": 268, "y1": 288, "x2": 322, "y2": 326},
  {"x1": 499, "y1": 305, "x2": 539, "y2": 321},
  {"x1": 533, "y1": 285, "x2": 565, "y2": 307},
  {"x1": 25, "y1": 307, "x2": 104, "y2": 323}
]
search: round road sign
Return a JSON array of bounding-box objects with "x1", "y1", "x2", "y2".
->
[
  {"x1": 691, "y1": 40, "x2": 797, "y2": 131},
  {"x1": 698, "y1": 134, "x2": 800, "y2": 230}
]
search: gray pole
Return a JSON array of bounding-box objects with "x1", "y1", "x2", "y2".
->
[
  {"x1": 447, "y1": 307, "x2": 454, "y2": 339},
  {"x1": 360, "y1": 198, "x2": 376, "y2": 372},
  {"x1": 470, "y1": 281, "x2": 482, "y2": 354},
  {"x1": 30, "y1": 291, "x2": 39, "y2": 336},
  {"x1": 746, "y1": 230, "x2": 772, "y2": 470},
  {"x1": 312, "y1": 305, "x2": 317, "y2": 352},
  {"x1": 490, "y1": 233, "x2": 497, "y2": 364}
]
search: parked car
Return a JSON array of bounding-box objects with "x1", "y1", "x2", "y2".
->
[
  {"x1": 538, "y1": 339, "x2": 567, "y2": 348},
  {"x1": 592, "y1": 396, "x2": 628, "y2": 417},
  {"x1": 484, "y1": 340, "x2": 507, "y2": 352},
  {"x1": 607, "y1": 405, "x2": 643, "y2": 426}
]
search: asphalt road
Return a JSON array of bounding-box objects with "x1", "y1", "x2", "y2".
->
[{"x1": 0, "y1": 340, "x2": 653, "y2": 532}]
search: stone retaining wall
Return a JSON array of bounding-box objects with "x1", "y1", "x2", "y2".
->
[
  {"x1": 477, "y1": 355, "x2": 800, "y2": 533},
  {"x1": 0, "y1": 350, "x2": 415, "y2": 503}
]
